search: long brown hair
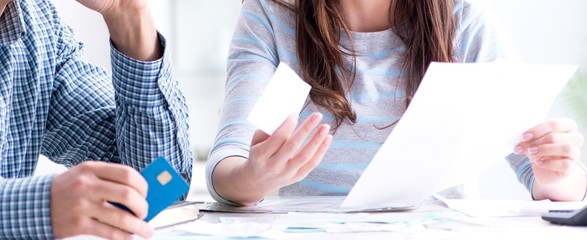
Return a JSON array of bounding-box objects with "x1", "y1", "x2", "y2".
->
[{"x1": 271, "y1": 0, "x2": 455, "y2": 130}]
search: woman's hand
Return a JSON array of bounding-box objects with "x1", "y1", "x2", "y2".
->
[
  {"x1": 213, "y1": 112, "x2": 332, "y2": 206},
  {"x1": 245, "y1": 112, "x2": 332, "y2": 192},
  {"x1": 514, "y1": 118, "x2": 586, "y2": 201}
]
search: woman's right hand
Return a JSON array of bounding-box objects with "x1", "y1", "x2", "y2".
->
[
  {"x1": 213, "y1": 112, "x2": 332, "y2": 206},
  {"x1": 246, "y1": 112, "x2": 332, "y2": 191}
]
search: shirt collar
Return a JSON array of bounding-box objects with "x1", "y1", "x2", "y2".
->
[{"x1": 0, "y1": 1, "x2": 26, "y2": 46}]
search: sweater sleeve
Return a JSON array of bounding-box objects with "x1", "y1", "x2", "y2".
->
[{"x1": 205, "y1": 0, "x2": 281, "y2": 204}]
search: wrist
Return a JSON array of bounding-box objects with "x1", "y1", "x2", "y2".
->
[
  {"x1": 532, "y1": 161, "x2": 587, "y2": 201},
  {"x1": 573, "y1": 161, "x2": 587, "y2": 201},
  {"x1": 231, "y1": 161, "x2": 271, "y2": 206},
  {"x1": 102, "y1": 6, "x2": 161, "y2": 61}
]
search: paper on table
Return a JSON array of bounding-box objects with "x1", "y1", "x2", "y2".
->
[
  {"x1": 200, "y1": 196, "x2": 414, "y2": 213},
  {"x1": 435, "y1": 195, "x2": 587, "y2": 217},
  {"x1": 342, "y1": 62, "x2": 578, "y2": 209},
  {"x1": 247, "y1": 63, "x2": 311, "y2": 135}
]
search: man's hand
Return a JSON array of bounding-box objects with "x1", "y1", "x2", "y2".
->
[
  {"x1": 75, "y1": 0, "x2": 161, "y2": 61},
  {"x1": 51, "y1": 161, "x2": 153, "y2": 240},
  {"x1": 74, "y1": 0, "x2": 147, "y2": 14}
]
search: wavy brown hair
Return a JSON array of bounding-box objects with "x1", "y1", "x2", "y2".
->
[{"x1": 271, "y1": 0, "x2": 456, "y2": 130}]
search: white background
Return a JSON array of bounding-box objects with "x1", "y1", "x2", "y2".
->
[{"x1": 41, "y1": 0, "x2": 587, "y2": 200}]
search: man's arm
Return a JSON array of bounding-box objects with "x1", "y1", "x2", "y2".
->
[
  {"x1": 42, "y1": 0, "x2": 192, "y2": 239},
  {"x1": 75, "y1": 0, "x2": 161, "y2": 61},
  {"x1": 73, "y1": 0, "x2": 192, "y2": 177},
  {"x1": 0, "y1": 176, "x2": 55, "y2": 239},
  {"x1": 41, "y1": 0, "x2": 191, "y2": 187}
]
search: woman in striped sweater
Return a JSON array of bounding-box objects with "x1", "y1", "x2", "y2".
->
[{"x1": 206, "y1": 0, "x2": 585, "y2": 206}]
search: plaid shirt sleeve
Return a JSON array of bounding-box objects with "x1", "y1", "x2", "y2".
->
[
  {"x1": 0, "y1": 176, "x2": 55, "y2": 238},
  {"x1": 110, "y1": 36, "x2": 193, "y2": 180},
  {"x1": 0, "y1": 2, "x2": 192, "y2": 239}
]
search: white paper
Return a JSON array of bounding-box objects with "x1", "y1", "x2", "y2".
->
[
  {"x1": 436, "y1": 196, "x2": 587, "y2": 217},
  {"x1": 247, "y1": 63, "x2": 311, "y2": 135},
  {"x1": 342, "y1": 62, "x2": 578, "y2": 208},
  {"x1": 176, "y1": 221, "x2": 277, "y2": 238},
  {"x1": 200, "y1": 196, "x2": 414, "y2": 213}
]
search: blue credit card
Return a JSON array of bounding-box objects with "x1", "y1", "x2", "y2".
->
[{"x1": 110, "y1": 156, "x2": 190, "y2": 222}]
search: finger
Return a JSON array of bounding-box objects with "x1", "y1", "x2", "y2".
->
[
  {"x1": 526, "y1": 142, "x2": 581, "y2": 161},
  {"x1": 91, "y1": 203, "x2": 154, "y2": 239},
  {"x1": 287, "y1": 124, "x2": 331, "y2": 170},
  {"x1": 251, "y1": 129, "x2": 270, "y2": 145},
  {"x1": 516, "y1": 131, "x2": 583, "y2": 156},
  {"x1": 523, "y1": 118, "x2": 578, "y2": 142},
  {"x1": 80, "y1": 161, "x2": 148, "y2": 197},
  {"x1": 533, "y1": 157, "x2": 574, "y2": 174},
  {"x1": 271, "y1": 113, "x2": 323, "y2": 162},
  {"x1": 294, "y1": 134, "x2": 333, "y2": 181},
  {"x1": 250, "y1": 130, "x2": 271, "y2": 160},
  {"x1": 253, "y1": 113, "x2": 299, "y2": 158},
  {"x1": 92, "y1": 180, "x2": 149, "y2": 220},
  {"x1": 85, "y1": 217, "x2": 135, "y2": 240},
  {"x1": 523, "y1": 131, "x2": 583, "y2": 147}
]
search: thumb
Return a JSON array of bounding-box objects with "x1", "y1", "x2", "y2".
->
[{"x1": 251, "y1": 129, "x2": 270, "y2": 145}]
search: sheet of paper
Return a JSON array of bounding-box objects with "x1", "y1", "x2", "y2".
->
[
  {"x1": 166, "y1": 208, "x2": 466, "y2": 238},
  {"x1": 200, "y1": 196, "x2": 413, "y2": 213},
  {"x1": 435, "y1": 196, "x2": 587, "y2": 217},
  {"x1": 247, "y1": 63, "x2": 311, "y2": 135},
  {"x1": 342, "y1": 62, "x2": 578, "y2": 208},
  {"x1": 251, "y1": 196, "x2": 413, "y2": 212}
]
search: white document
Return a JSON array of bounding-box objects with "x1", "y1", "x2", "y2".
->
[
  {"x1": 435, "y1": 196, "x2": 587, "y2": 217},
  {"x1": 342, "y1": 62, "x2": 578, "y2": 209},
  {"x1": 247, "y1": 63, "x2": 311, "y2": 135},
  {"x1": 200, "y1": 196, "x2": 414, "y2": 213}
]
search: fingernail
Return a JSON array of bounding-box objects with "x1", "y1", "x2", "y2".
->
[
  {"x1": 514, "y1": 146, "x2": 524, "y2": 155},
  {"x1": 311, "y1": 113, "x2": 322, "y2": 123},
  {"x1": 523, "y1": 133, "x2": 533, "y2": 141},
  {"x1": 144, "y1": 225, "x2": 154, "y2": 238},
  {"x1": 320, "y1": 124, "x2": 331, "y2": 136},
  {"x1": 535, "y1": 159, "x2": 544, "y2": 165},
  {"x1": 529, "y1": 147, "x2": 539, "y2": 155},
  {"x1": 324, "y1": 134, "x2": 333, "y2": 145},
  {"x1": 287, "y1": 113, "x2": 298, "y2": 123}
]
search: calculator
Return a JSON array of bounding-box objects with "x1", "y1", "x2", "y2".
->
[{"x1": 541, "y1": 204, "x2": 587, "y2": 226}]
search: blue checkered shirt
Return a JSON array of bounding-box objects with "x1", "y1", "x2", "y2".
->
[{"x1": 0, "y1": 1, "x2": 193, "y2": 239}]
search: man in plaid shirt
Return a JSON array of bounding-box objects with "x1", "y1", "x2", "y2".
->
[{"x1": 0, "y1": 0, "x2": 192, "y2": 239}]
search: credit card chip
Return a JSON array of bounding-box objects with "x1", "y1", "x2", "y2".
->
[{"x1": 157, "y1": 170, "x2": 172, "y2": 185}]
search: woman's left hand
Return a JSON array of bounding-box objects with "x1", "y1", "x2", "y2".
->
[{"x1": 515, "y1": 118, "x2": 586, "y2": 200}]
